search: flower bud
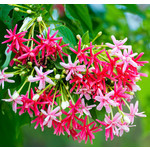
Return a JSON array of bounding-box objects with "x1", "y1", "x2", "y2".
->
[
  {"x1": 20, "y1": 71, "x2": 26, "y2": 75},
  {"x1": 124, "y1": 115, "x2": 130, "y2": 124},
  {"x1": 27, "y1": 10, "x2": 32, "y2": 14},
  {"x1": 14, "y1": 7, "x2": 19, "y2": 11},
  {"x1": 66, "y1": 86, "x2": 69, "y2": 90},
  {"x1": 12, "y1": 92, "x2": 19, "y2": 100},
  {"x1": 33, "y1": 94, "x2": 40, "y2": 101},
  {"x1": 61, "y1": 75, "x2": 65, "y2": 78},
  {"x1": 61, "y1": 101, "x2": 69, "y2": 109},
  {"x1": 76, "y1": 34, "x2": 81, "y2": 40},
  {"x1": 62, "y1": 69, "x2": 66, "y2": 74},
  {"x1": 55, "y1": 74, "x2": 60, "y2": 80},
  {"x1": 13, "y1": 66, "x2": 18, "y2": 69},
  {"x1": 27, "y1": 61, "x2": 32, "y2": 66},
  {"x1": 98, "y1": 31, "x2": 102, "y2": 36},
  {"x1": 37, "y1": 16, "x2": 42, "y2": 22},
  {"x1": 28, "y1": 75, "x2": 33, "y2": 81},
  {"x1": 53, "y1": 68, "x2": 56, "y2": 72}
]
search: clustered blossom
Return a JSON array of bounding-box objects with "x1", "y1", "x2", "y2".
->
[
  {"x1": 0, "y1": 67, "x2": 15, "y2": 89},
  {"x1": 0, "y1": 23, "x2": 148, "y2": 144}
]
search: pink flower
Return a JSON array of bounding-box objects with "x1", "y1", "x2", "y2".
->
[
  {"x1": 97, "y1": 112, "x2": 122, "y2": 141},
  {"x1": 94, "y1": 89, "x2": 118, "y2": 113},
  {"x1": 116, "y1": 48, "x2": 138, "y2": 73},
  {"x1": 74, "y1": 86, "x2": 94, "y2": 100},
  {"x1": 0, "y1": 67, "x2": 15, "y2": 89},
  {"x1": 32, "y1": 27, "x2": 68, "y2": 62},
  {"x1": 31, "y1": 114, "x2": 45, "y2": 131},
  {"x1": 60, "y1": 55, "x2": 86, "y2": 81},
  {"x1": 106, "y1": 35, "x2": 127, "y2": 55},
  {"x1": 87, "y1": 42, "x2": 105, "y2": 68},
  {"x1": 70, "y1": 39, "x2": 94, "y2": 64},
  {"x1": 2, "y1": 89, "x2": 22, "y2": 113},
  {"x1": 2, "y1": 24, "x2": 28, "y2": 53},
  {"x1": 118, "y1": 122, "x2": 130, "y2": 137},
  {"x1": 41, "y1": 105, "x2": 62, "y2": 128},
  {"x1": 126, "y1": 101, "x2": 146, "y2": 124},
  {"x1": 28, "y1": 66, "x2": 54, "y2": 90},
  {"x1": 53, "y1": 121, "x2": 70, "y2": 136},
  {"x1": 17, "y1": 47, "x2": 39, "y2": 65},
  {"x1": 78, "y1": 98, "x2": 96, "y2": 117},
  {"x1": 77, "y1": 116, "x2": 102, "y2": 144}
]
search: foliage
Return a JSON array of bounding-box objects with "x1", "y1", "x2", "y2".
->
[{"x1": 0, "y1": 4, "x2": 150, "y2": 146}]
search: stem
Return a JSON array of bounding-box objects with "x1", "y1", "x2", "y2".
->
[
  {"x1": 91, "y1": 33, "x2": 102, "y2": 43},
  {"x1": 61, "y1": 81, "x2": 75, "y2": 105},
  {"x1": 27, "y1": 68, "x2": 35, "y2": 97},
  {"x1": 51, "y1": 87, "x2": 57, "y2": 110},
  {"x1": 10, "y1": 4, "x2": 31, "y2": 10},
  {"x1": 122, "y1": 98, "x2": 130, "y2": 110},
  {"x1": 31, "y1": 23, "x2": 36, "y2": 50},
  {"x1": 110, "y1": 105, "x2": 114, "y2": 120},
  {"x1": 18, "y1": 79, "x2": 28, "y2": 93},
  {"x1": 94, "y1": 45, "x2": 108, "y2": 48},
  {"x1": 38, "y1": 84, "x2": 52, "y2": 95},
  {"x1": 41, "y1": 20, "x2": 48, "y2": 32}
]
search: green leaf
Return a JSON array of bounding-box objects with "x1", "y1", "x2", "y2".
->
[
  {"x1": 0, "y1": 4, "x2": 13, "y2": 28},
  {"x1": 55, "y1": 25, "x2": 76, "y2": 48},
  {"x1": 12, "y1": 10, "x2": 27, "y2": 27},
  {"x1": 65, "y1": 4, "x2": 93, "y2": 35},
  {"x1": 82, "y1": 30, "x2": 89, "y2": 44},
  {"x1": 0, "y1": 20, "x2": 7, "y2": 68},
  {"x1": 118, "y1": 4, "x2": 146, "y2": 19},
  {"x1": 53, "y1": 58, "x2": 64, "y2": 70}
]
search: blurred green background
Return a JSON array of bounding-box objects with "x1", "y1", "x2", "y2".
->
[{"x1": 0, "y1": 4, "x2": 150, "y2": 147}]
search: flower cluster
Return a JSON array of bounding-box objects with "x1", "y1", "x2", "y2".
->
[{"x1": 0, "y1": 23, "x2": 148, "y2": 144}]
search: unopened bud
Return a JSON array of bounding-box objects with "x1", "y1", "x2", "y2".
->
[
  {"x1": 76, "y1": 34, "x2": 81, "y2": 40},
  {"x1": 37, "y1": 16, "x2": 42, "y2": 22},
  {"x1": 74, "y1": 46, "x2": 77, "y2": 49},
  {"x1": 12, "y1": 92, "x2": 19, "y2": 100},
  {"x1": 124, "y1": 115, "x2": 130, "y2": 124},
  {"x1": 33, "y1": 94, "x2": 40, "y2": 101},
  {"x1": 14, "y1": 7, "x2": 19, "y2": 11},
  {"x1": 28, "y1": 75, "x2": 33, "y2": 81},
  {"x1": 62, "y1": 70, "x2": 66, "y2": 74},
  {"x1": 66, "y1": 86, "x2": 69, "y2": 90},
  {"x1": 13, "y1": 66, "x2": 18, "y2": 69},
  {"x1": 55, "y1": 74, "x2": 60, "y2": 80},
  {"x1": 61, "y1": 101, "x2": 69, "y2": 109},
  {"x1": 61, "y1": 75, "x2": 65, "y2": 78},
  {"x1": 98, "y1": 31, "x2": 102, "y2": 36},
  {"x1": 53, "y1": 68, "x2": 56, "y2": 72},
  {"x1": 27, "y1": 10, "x2": 32, "y2": 14},
  {"x1": 129, "y1": 92, "x2": 134, "y2": 95},
  {"x1": 27, "y1": 61, "x2": 32, "y2": 66},
  {"x1": 20, "y1": 71, "x2": 26, "y2": 75},
  {"x1": 108, "y1": 50, "x2": 112, "y2": 54}
]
